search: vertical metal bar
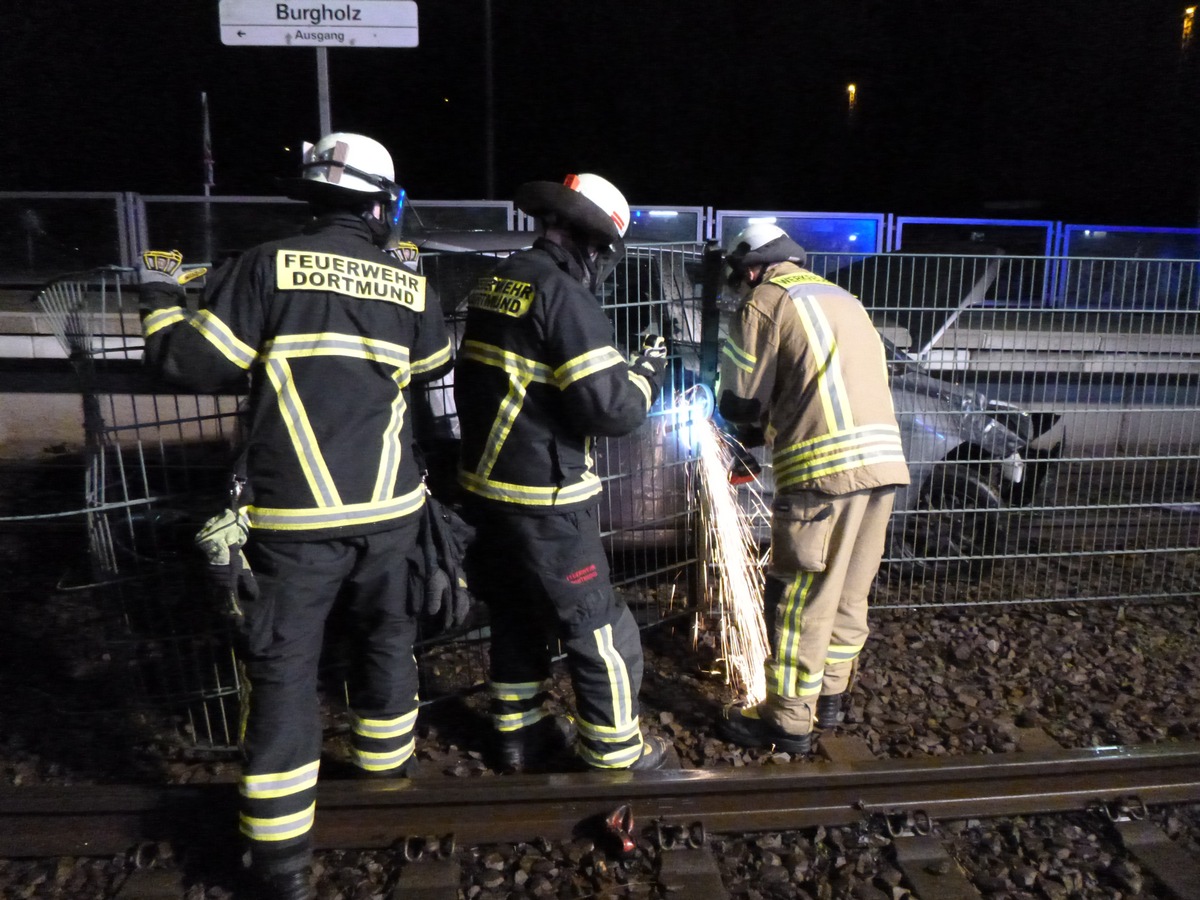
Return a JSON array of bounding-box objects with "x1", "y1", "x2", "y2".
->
[
  {"x1": 699, "y1": 242, "x2": 723, "y2": 392},
  {"x1": 483, "y1": 0, "x2": 495, "y2": 200},
  {"x1": 316, "y1": 48, "x2": 332, "y2": 135}
]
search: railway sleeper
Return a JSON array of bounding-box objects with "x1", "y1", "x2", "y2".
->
[
  {"x1": 891, "y1": 832, "x2": 983, "y2": 900},
  {"x1": 1108, "y1": 813, "x2": 1200, "y2": 900},
  {"x1": 657, "y1": 846, "x2": 728, "y2": 899},
  {"x1": 396, "y1": 857, "x2": 461, "y2": 900}
]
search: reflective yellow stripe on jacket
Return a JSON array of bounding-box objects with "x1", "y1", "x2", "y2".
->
[
  {"x1": 236, "y1": 332, "x2": 423, "y2": 530},
  {"x1": 774, "y1": 425, "x2": 906, "y2": 490},
  {"x1": 770, "y1": 277, "x2": 905, "y2": 489},
  {"x1": 458, "y1": 339, "x2": 605, "y2": 507}
]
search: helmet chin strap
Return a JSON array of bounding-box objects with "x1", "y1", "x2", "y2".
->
[{"x1": 362, "y1": 210, "x2": 392, "y2": 248}]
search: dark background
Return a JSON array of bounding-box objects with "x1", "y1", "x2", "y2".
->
[{"x1": 4, "y1": 1, "x2": 1200, "y2": 224}]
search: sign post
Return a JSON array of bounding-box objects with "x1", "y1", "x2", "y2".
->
[{"x1": 218, "y1": 1, "x2": 419, "y2": 132}]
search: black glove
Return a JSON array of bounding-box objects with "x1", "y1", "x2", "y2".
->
[
  {"x1": 411, "y1": 495, "x2": 475, "y2": 632},
  {"x1": 194, "y1": 509, "x2": 257, "y2": 625},
  {"x1": 629, "y1": 334, "x2": 668, "y2": 402}
]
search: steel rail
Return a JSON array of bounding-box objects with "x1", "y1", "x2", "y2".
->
[{"x1": 2, "y1": 740, "x2": 1199, "y2": 858}]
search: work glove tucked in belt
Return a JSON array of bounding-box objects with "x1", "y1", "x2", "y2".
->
[
  {"x1": 410, "y1": 493, "x2": 475, "y2": 633},
  {"x1": 194, "y1": 508, "x2": 256, "y2": 625}
]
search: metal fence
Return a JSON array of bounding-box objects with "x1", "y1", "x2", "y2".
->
[
  {"x1": 778, "y1": 251, "x2": 1200, "y2": 610},
  {"x1": 24, "y1": 246, "x2": 1200, "y2": 748}
]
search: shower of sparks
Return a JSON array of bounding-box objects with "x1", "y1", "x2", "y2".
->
[{"x1": 693, "y1": 415, "x2": 770, "y2": 705}]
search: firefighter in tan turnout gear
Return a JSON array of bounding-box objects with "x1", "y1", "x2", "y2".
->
[
  {"x1": 717, "y1": 223, "x2": 909, "y2": 754},
  {"x1": 137, "y1": 133, "x2": 453, "y2": 900},
  {"x1": 454, "y1": 173, "x2": 676, "y2": 772}
]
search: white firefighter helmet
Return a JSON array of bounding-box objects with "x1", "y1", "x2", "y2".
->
[
  {"x1": 283, "y1": 132, "x2": 401, "y2": 203},
  {"x1": 725, "y1": 222, "x2": 807, "y2": 271},
  {"x1": 515, "y1": 173, "x2": 630, "y2": 247}
]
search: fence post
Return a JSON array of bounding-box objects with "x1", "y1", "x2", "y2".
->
[{"x1": 699, "y1": 241, "x2": 723, "y2": 390}]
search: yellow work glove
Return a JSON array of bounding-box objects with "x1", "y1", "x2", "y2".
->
[{"x1": 137, "y1": 249, "x2": 208, "y2": 287}]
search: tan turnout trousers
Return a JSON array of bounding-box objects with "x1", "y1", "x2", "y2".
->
[{"x1": 762, "y1": 486, "x2": 895, "y2": 735}]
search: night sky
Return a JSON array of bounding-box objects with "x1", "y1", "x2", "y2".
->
[{"x1": 4, "y1": 1, "x2": 1199, "y2": 225}]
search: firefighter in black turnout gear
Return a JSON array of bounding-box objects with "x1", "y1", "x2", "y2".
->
[
  {"x1": 137, "y1": 133, "x2": 453, "y2": 900},
  {"x1": 455, "y1": 173, "x2": 676, "y2": 772}
]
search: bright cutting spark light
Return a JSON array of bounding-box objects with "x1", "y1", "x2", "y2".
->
[{"x1": 692, "y1": 407, "x2": 769, "y2": 705}]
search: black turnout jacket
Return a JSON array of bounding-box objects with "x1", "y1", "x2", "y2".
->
[
  {"x1": 140, "y1": 213, "x2": 453, "y2": 540},
  {"x1": 454, "y1": 238, "x2": 658, "y2": 514}
]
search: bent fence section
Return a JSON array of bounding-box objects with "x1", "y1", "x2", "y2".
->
[{"x1": 19, "y1": 248, "x2": 1200, "y2": 749}]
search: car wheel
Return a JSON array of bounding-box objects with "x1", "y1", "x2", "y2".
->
[{"x1": 892, "y1": 465, "x2": 1008, "y2": 581}]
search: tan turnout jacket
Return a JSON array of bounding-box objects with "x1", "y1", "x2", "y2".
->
[{"x1": 719, "y1": 261, "x2": 910, "y2": 495}]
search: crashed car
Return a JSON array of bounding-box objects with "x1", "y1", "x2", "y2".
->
[{"x1": 863, "y1": 333, "x2": 1059, "y2": 577}]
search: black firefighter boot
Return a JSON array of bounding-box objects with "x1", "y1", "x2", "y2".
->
[
  {"x1": 816, "y1": 693, "x2": 844, "y2": 731},
  {"x1": 494, "y1": 715, "x2": 576, "y2": 773},
  {"x1": 247, "y1": 854, "x2": 315, "y2": 900},
  {"x1": 255, "y1": 868, "x2": 315, "y2": 900}
]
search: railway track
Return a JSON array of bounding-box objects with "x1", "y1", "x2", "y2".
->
[
  {"x1": 7, "y1": 733, "x2": 1200, "y2": 898},
  {"x1": 4, "y1": 734, "x2": 1199, "y2": 857}
]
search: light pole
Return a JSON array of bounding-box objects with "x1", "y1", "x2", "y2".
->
[{"x1": 484, "y1": 0, "x2": 495, "y2": 199}]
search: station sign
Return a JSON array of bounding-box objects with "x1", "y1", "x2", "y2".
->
[{"x1": 218, "y1": 0, "x2": 419, "y2": 48}]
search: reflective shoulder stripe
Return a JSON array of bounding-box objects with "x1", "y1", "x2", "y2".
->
[
  {"x1": 142, "y1": 306, "x2": 186, "y2": 338},
  {"x1": 189, "y1": 309, "x2": 258, "y2": 369},
  {"x1": 555, "y1": 346, "x2": 625, "y2": 389}
]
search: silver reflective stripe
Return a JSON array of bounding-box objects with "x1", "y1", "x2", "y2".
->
[
  {"x1": 191, "y1": 310, "x2": 258, "y2": 369},
  {"x1": 240, "y1": 761, "x2": 320, "y2": 799},
  {"x1": 238, "y1": 802, "x2": 316, "y2": 842},
  {"x1": 555, "y1": 346, "x2": 624, "y2": 389}
]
